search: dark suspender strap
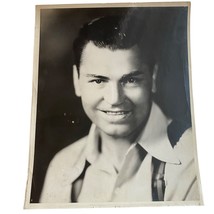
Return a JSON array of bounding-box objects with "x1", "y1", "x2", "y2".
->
[
  {"x1": 152, "y1": 157, "x2": 166, "y2": 201},
  {"x1": 71, "y1": 161, "x2": 90, "y2": 202}
]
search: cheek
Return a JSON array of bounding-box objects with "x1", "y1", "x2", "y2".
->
[
  {"x1": 81, "y1": 93, "x2": 96, "y2": 108},
  {"x1": 80, "y1": 87, "x2": 102, "y2": 110},
  {"x1": 125, "y1": 85, "x2": 152, "y2": 105},
  {"x1": 79, "y1": 82, "x2": 97, "y2": 101},
  {"x1": 80, "y1": 96, "x2": 96, "y2": 121}
]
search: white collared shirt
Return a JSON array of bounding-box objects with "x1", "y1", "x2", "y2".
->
[{"x1": 77, "y1": 102, "x2": 180, "y2": 202}]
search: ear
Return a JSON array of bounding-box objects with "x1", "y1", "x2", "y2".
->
[
  {"x1": 73, "y1": 65, "x2": 81, "y2": 97},
  {"x1": 151, "y1": 64, "x2": 158, "y2": 93}
]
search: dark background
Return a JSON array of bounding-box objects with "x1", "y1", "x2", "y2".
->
[{"x1": 30, "y1": 6, "x2": 190, "y2": 202}]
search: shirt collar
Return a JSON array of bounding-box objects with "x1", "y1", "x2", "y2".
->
[
  {"x1": 84, "y1": 124, "x2": 119, "y2": 174},
  {"x1": 84, "y1": 102, "x2": 180, "y2": 166},
  {"x1": 85, "y1": 123, "x2": 101, "y2": 164},
  {"x1": 137, "y1": 102, "x2": 180, "y2": 164}
]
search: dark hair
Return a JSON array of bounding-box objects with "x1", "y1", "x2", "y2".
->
[{"x1": 73, "y1": 14, "x2": 156, "y2": 72}]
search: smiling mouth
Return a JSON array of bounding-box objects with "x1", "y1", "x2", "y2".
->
[
  {"x1": 102, "y1": 110, "x2": 130, "y2": 115},
  {"x1": 99, "y1": 110, "x2": 132, "y2": 120},
  {"x1": 98, "y1": 109, "x2": 132, "y2": 123}
]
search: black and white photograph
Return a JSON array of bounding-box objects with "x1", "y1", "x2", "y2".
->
[{"x1": 24, "y1": 2, "x2": 202, "y2": 208}]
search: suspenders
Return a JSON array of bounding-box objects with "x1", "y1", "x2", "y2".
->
[
  {"x1": 152, "y1": 157, "x2": 166, "y2": 201},
  {"x1": 72, "y1": 158, "x2": 166, "y2": 202}
]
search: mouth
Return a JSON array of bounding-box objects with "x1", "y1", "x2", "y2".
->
[
  {"x1": 102, "y1": 110, "x2": 130, "y2": 115},
  {"x1": 99, "y1": 109, "x2": 132, "y2": 122}
]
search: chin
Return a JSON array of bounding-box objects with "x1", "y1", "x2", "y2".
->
[{"x1": 100, "y1": 124, "x2": 134, "y2": 138}]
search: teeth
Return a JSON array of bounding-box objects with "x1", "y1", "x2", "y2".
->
[{"x1": 105, "y1": 111, "x2": 127, "y2": 115}]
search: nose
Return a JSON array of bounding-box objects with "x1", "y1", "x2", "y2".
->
[{"x1": 104, "y1": 82, "x2": 125, "y2": 105}]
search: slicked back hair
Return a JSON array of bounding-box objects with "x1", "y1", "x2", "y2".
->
[{"x1": 73, "y1": 14, "x2": 156, "y2": 73}]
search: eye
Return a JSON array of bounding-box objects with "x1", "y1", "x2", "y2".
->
[
  {"x1": 127, "y1": 77, "x2": 137, "y2": 83},
  {"x1": 89, "y1": 79, "x2": 106, "y2": 84},
  {"x1": 94, "y1": 79, "x2": 103, "y2": 84},
  {"x1": 122, "y1": 77, "x2": 138, "y2": 85}
]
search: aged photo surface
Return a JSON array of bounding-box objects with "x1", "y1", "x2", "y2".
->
[{"x1": 25, "y1": 2, "x2": 202, "y2": 208}]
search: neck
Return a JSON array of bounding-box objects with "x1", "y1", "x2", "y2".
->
[{"x1": 99, "y1": 128, "x2": 141, "y2": 171}]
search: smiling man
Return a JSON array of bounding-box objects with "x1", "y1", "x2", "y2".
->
[{"x1": 39, "y1": 15, "x2": 200, "y2": 203}]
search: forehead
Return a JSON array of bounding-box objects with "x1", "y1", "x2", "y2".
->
[{"x1": 80, "y1": 42, "x2": 143, "y2": 76}]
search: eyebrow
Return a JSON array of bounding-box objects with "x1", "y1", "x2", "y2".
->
[
  {"x1": 121, "y1": 70, "x2": 144, "y2": 80},
  {"x1": 85, "y1": 70, "x2": 144, "y2": 80},
  {"x1": 85, "y1": 74, "x2": 110, "y2": 80}
]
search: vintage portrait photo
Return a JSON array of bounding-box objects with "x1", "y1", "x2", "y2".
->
[{"x1": 25, "y1": 2, "x2": 203, "y2": 208}]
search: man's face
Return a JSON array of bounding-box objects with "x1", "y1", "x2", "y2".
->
[{"x1": 73, "y1": 42, "x2": 157, "y2": 139}]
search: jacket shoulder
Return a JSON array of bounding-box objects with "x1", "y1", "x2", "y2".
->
[
  {"x1": 173, "y1": 128, "x2": 195, "y2": 162},
  {"x1": 165, "y1": 128, "x2": 200, "y2": 201},
  {"x1": 49, "y1": 136, "x2": 87, "y2": 170},
  {"x1": 39, "y1": 136, "x2": 88, "y2": 203}
]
